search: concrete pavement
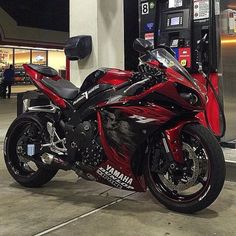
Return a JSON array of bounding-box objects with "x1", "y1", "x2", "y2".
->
[
  {"x1": 0, "y1": 98, "x2": 17, "y2": 141},
  {"x1": 0, "y1": 144, "x2": 236, "y2": 236},
  {"x1": 0, "y1": 97, "x2": 236, "y2": 236}
]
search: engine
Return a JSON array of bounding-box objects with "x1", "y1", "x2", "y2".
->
[{"x1": 65, "y1": 121, "x2": 106, "y2": 169}]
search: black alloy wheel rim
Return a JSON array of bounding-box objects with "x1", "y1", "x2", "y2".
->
[
  {"x1": 7, "y1": 121, "x2": 42, "y2": 178},
  {"x1": 148, "y1": 131, "x2": 211, "y2": 203}
]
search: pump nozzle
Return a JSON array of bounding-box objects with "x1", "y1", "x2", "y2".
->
[
  {"x1": 196, "y1": 34, "x2": 208, "y2": 75},
  {"x1": 197, "y1": 34, "x2": 208, "y2": 50}
]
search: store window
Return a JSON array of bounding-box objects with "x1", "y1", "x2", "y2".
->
[
  {"x1": 0, "y1": 47, "x2": 67, "y2": 83},
  {"x1": 32, "y1": 50, "x2": 47, "y2": 65},
  {"x1": 14, "y1": 49, "x2": 31, "y2": 84},
  {"x1": 14, "y1": 49, "x2": 30, "y2": 68},
  {"x1": 48, "y1": 50, "x2": 66, "y2": 78},
  {"x1": 0, "y1": 48, "x2": 13, "y2": 80}
]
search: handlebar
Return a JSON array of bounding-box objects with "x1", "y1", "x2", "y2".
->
[
  {"x1": 124, "y1": 77, "x2": 150, "y2": 95},
  {"x1": 114, "y1": 75, "x2": 152, "y2": 96},
  {"x1": 114, "y1": 80, "x2": 133, "y2": 91},
  {"x1": 114, "y1": 65, "x2": 163, "y2": 95}
]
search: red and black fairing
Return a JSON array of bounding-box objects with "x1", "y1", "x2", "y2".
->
[
  {"x1": 23, "y1": 62, "x2": 207, "y2": 192},
  {"x1": 90, "y1": 65, "x2": 206, "y2": 191},
  {"x1": 93, "y1": 105, "x2": 176, "y2": 192}
]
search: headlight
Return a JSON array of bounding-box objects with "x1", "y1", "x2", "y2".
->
[
  {"x1": 180, "y1": 93, "x2": 199, "y2": 105},
  {"x1": 176, "y1": 83, "x2": 201, "y2": 106}
]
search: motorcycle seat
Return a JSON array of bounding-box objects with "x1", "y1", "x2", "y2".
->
[
  {"x1": 42, "y1": 77, "x2": 80, "y2": 100},
  {"x1": 28, "y1": 64, "x2": 59, "y2": 77}
]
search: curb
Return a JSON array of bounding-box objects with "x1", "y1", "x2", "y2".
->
[{"x1": 226, "y1": 161, "x2": 236, "y2": 182}]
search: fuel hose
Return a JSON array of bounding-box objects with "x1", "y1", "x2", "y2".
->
[
  {"x1": 204, "y1": 73, "x2": 226, "y2": 139},
  {"x1": 204, "y1": 0, "x2": 226, "y2": 139}
]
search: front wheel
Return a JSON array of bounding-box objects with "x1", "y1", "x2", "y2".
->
[{"x1": 144, "y1": 124, "x2": 226, "y2": 214}]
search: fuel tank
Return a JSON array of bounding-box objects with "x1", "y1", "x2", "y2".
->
[
  {"x1": 98, "y1": 68, "x2": 133, "y2": 86},
  {"x1": 80, "y1": 68, "x2": 133, "y2": 91}
]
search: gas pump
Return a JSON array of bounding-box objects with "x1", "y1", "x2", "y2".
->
[
  {"x1": 139, "y1": 0, "x2": 157, "y2": 44},
  {"x1": 138, "y1": 0, "x2": 225, "y2": 139},
  {"x1": 155, "y1": 1, "x2": 193, "y2": 70}
]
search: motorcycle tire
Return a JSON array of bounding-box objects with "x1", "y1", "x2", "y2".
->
[
  {"x1": 144, "y1": 124, "x2": 226, "y2": 214},
  {"x1": 4, "y1": 113, "x2": 58, "y2": 188}
]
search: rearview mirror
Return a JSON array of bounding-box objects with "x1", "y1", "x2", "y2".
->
[
  {"x1": 133, "y1": 38, "x2": 153, "y2": 54},
  {"x1": 64, "y1": 35, "x2": 92, "y2": 61}
]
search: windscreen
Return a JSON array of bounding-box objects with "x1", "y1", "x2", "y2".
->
[{"x1": 140, "y1": 48, "x2": 200, "y2": 90}]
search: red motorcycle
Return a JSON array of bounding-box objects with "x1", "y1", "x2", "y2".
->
[{"x1": 4, "y1": 37, "x2": 225, "y2": 213}]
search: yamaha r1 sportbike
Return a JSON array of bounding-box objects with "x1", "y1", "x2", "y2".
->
[{"x1": 4, "y1": 38, "x2": 225, "y2": 213}]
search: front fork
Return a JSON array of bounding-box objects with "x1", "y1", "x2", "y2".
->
[{"x1": 162, "y1": 120, "x2": 200, "y2": 164}]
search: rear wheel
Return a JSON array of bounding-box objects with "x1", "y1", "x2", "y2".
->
[
  {"x1": 4, "y1": 114, "x2": 58, "y2": 188},
  {"x1": 144, "y1": 124, "x2": 226, "y2": 213}
]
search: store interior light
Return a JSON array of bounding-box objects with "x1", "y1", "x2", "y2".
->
[
  {"x1": 228, "y1": 5, "x2": 236, "y2": 9},
  {"x1": 221, "y1": 39, "x2": 236, "y2": 44},
  {"x1": 0, "y1": 45, "x2": 64, "y2": 52}
]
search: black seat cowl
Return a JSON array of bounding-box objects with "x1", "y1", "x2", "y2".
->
[
  {"x1": 28, "y1": 64, "x2": 58, "y2": 77},
  {"x1": 42, "y1": 77, "x2": 80, "y2": 100}
]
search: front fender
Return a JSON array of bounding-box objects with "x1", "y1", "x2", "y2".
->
[{"x1": 164, "y1": 118, "x2": 201, "y2": 163}]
